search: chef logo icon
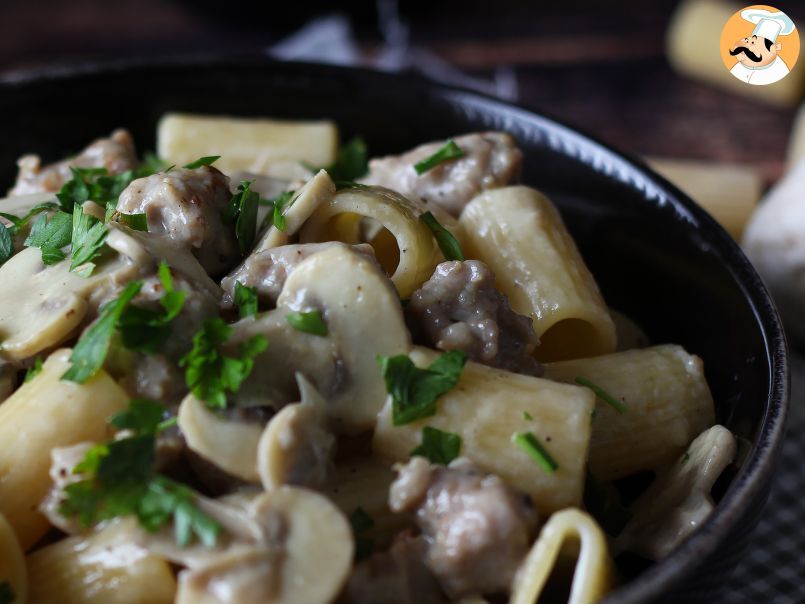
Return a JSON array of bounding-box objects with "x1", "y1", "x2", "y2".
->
[{"x1": 720, "y1": 5, "x2": 799, "y2": 86}]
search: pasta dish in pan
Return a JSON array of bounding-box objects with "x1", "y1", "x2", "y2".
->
[{"x1": 0, "y1": 114, "x2": 736, "y2": 604}]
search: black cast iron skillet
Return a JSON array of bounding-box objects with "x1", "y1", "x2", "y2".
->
[{"x1": 0, "y1": 56, "x2": 788, "y2": 604}]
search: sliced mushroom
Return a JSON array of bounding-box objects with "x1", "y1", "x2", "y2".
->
[
  {"x1": 257, "y1": 373, "x2": 336, "y2": 490},
  {"x1": 275, "y1": 244, "x2": 411, "y2": 432},
  {"x1": 255, "y1": 169, "x2": 336, "y2": 252},
  {"x1": 0, "y1": 245, "x2": 137, "y2": 361},
  {"x1": 178, "y1": 394, "x2": 264, "y2": 484},
  {"x1": 616, "y1": 425, "x2": 737, "y2": 560},
  {"x1": 174, "y1": 487, "x2": 353, "y2": 604}
]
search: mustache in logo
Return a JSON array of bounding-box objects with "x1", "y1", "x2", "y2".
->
[{"x1": 730, "y1": 46, "x2": 763, "y2": 62}]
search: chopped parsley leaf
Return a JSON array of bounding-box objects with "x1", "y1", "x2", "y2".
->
[
  {"x1": 61, "y1": 402, "x2": 220, "y2": 548},
  {"x1": 512, "y1": 431, "x2": 558, "y2": 474},
  {"x1": 575, "y1": 376, "x2": 628, "y2": 414},
  {"x1": 377, "y1": 350, "x2": 467, "y2": 426},
  {"x1": 62, "y1": 281, "x2": 142, "y2": 383},
  {"x1": 234, "y1": 281, "x2": 259, "y2": 319},
  {"x1": 183, "y1": 156, "x2": 220, "y2": 170},
  {"x1": 0, "y1": 201, "x2": 58, "y2": 234},
  {"x1": 414, "y1": 140, "x2": 465, "y2": 175},
  {"x1": 349, "y1": 507, "x2": 375, "y2": 561},
  {"x1": 24, "y1": 357, "x2": 43, "y2": 383},
  {"x1": 411, "y1": 426, "x2": 462, "y2": 464},
  {"x1": 0, "y1": 225, "x2": 12, "y2": 267},
  {"x1": 523, "y1": 411, "x2": 534, "y2": 421},
  {"x1": 69, "y1": 203, "x2": 108, "y2": 276},
  {"x1": 225, "y1": 180, "x2": 260, "y2": 255},
  {"x1": 420, "y1": 211, "x2": 464, "y2": 261},
  {"x1": 265, "y1": 190, "x2": 296, "y2": 232},
  {"x1": 317, "y1": 137, "x2": 369, "y2": 182},
  {"x1": 119, "y1": 262, "x2": 186, "y2": 354},
  {"x1": 25, "y1": 210, "x2": 72, "y2": 264},
  {"x1": 179, "y1": 318, "x2": 268, "y2": 409},
  {"x1": 286, "y1": 310, "x2": 328, "y2": 336}
]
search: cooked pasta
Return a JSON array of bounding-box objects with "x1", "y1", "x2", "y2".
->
[{"x1": 0, "y1": 120, "x2": 732, "y2": 604}]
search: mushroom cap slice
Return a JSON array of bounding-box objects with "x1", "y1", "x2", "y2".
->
[
  {"x1": 0, "y1": 245, "x2": 139, "y2": 361},
  {"x1": 178, "y1": 394, "x2": 264, "y2": 484},
  {"x1": 276, "y1": 244, "x2": 411, "y2": 432},
  {"x1": 257, "y1": 374, "x2": 335, "y2": 490},
  {"x1": 175, "y1": 487, "x2": 353, "y2": 604}
]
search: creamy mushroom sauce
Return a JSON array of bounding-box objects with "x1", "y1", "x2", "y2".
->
[{"x1": 0, "y1": 125, "x2": 735, "y2": 604}]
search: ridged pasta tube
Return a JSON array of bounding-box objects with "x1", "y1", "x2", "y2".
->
[
  {"x1": 459, "y1": 186, "x2": 616, "y2": 361},
  {"x1": 299, "y1": 185, "x2": 445, "y2": 298},
  {"x1": 157, "y1": 113, "x2": 338, "y2": 178},
  {"x1": 510, "y1": 509, "x2": 615, "y2": 604},
  {"x1": 26, "y1": 521, "x2": 177, "y2": 604},
  {"x1": 373, "y1": 347, "x2": 595, "y2": 514},
  {"x1": 0, "y1": 349, "x2": 129, "y2": 550},
  {"x1": 544, "y1": 345, "x2": 715, "y2": 481}
]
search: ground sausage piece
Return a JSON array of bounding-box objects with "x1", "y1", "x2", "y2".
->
[
  {"x1": 221, "y1": 242, "x2": 375, "y2": 310},
  {"x1": 362, "y1": 132, "x2": 522, "y2": 216},
  {"x1": 9, "y1": 129, "x2": 138, "y2": 196},
  {"x1": 116, "y1": 167, "x2": 239, "y2": 276},
  {"x1": 342, "y1": 534, "x2": 445, "y2": 604},
  {"x1": 407, "y1": 260, "x2": 542, "y2": 376},
  {"x1": 390, "y1": 457, "x2": 538, "y2": 599}
]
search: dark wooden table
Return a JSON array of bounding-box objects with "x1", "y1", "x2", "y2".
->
[{"x1": 0, "y1": 0, "x2": 801, "y2": 185}]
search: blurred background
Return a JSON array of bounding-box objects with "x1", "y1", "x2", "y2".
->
[{"x1": 0, "y1": 0, "x2": 802, "y2": 194}]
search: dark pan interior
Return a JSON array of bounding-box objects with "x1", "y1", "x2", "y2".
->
[{"x1": 0, "y1": 57, "x2": 787, "y2": 604}]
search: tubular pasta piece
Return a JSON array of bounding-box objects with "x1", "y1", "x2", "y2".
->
[
  {"x1": 510, "y1": 508, "x2": 615, "y2": 604},
  {"x1": 299, "y1": 185, "x2": 446, "y2": 297},
  {"x1": 157, "y1": 113, "x2": 338, "y2": 177},
  {"x1": 544, "y1": 345, "x2": 715, "y2": 481},
  {"x1": 373, "y1": 347, "x2": 594, "y2": 515},
  {"x1": 0, "y1": 349, "x2": 129, "y2": 550},
  {"x1": 459, "y1": 186, "x2": 615, "y2": 361}
]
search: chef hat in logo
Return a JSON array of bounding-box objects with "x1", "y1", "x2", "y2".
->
[{"x1": 741, "y1": 8, "x2": 796, "y2": 42}]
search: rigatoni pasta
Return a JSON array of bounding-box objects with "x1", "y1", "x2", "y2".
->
[
  {"x1": 0, "y1": 121, "x2": 732, "y2": 604},
  {"x1": 459, "y1": 186, "x2": 616, "y2": 361}
]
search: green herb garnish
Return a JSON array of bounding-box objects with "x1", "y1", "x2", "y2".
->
[
  {"x1": 377, "y1": 350, "x2": 467, "y2": 426},
  {"x1": 411, "y1": 426, "x2": 462, "y2": 465},
  {"x1": 24, "y1": 357, "x2": 43, "y2": 383},
  {"x1": 523, "y1": 411, "x2": 534, "y2": 421},
  {"x1": 0, "y1": 201, "x2": 58, "y2": 235},
  {"x1": 234, "y1": 281, "x2": 259, "y2": 319},
  {"x1": 512, "y1": 432, "x2": 559, "y2": 474},
  {"x1": 318, "y1": 137, "x2": 369, "y2": 182},
  {"x1": 179, "y1": 318, "x2": 268, "y2": 410},
  {"x1": 183, "y1": 156, "x2": 220, "y2": 170},
  {"x1": 60, "y1": 400, "x2": 220, "y2": 548},
  {"x1": 61, "y1": 281, "x2": 142, "y2": 383},
  {"x1": 286, "y1": 310, "x2": 328, "y2": 337},
  {"x1": 225, "y1": 180, "x2": 260, "y2": 255},
  {"x1": 24, "y1": 210, "x2": 72, "y2": 265},
  {"x1": 583, "y1": 470, "x2": 633, "y2": 537},
  {"x1": 349, "y1": 507, "x2": 375, "y2": 561},
  {"x1": 0, "y1": 225, "x2": 12, "y2": 268},
  {"x1": 420, "y1": 211, "x2": 464, "y2": 261},
  {"x1": 681, "y1": 452, "x2": 691, "y2": 465},
  {"x1": 414, "y1": 139, "x2": 465, "y2": 175},
  {"x1": 267, "y1": 190, "x2": 296, "y2": 232},
  {"x1": 119, "y1": 262, "x2": 186, "y2": 354},
  {"x1": 69, "y1": 203, "x2": 108, "y2": 276},
  {"x1": 575, "y1": 376, "x2": 628, "y2": 414}
]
